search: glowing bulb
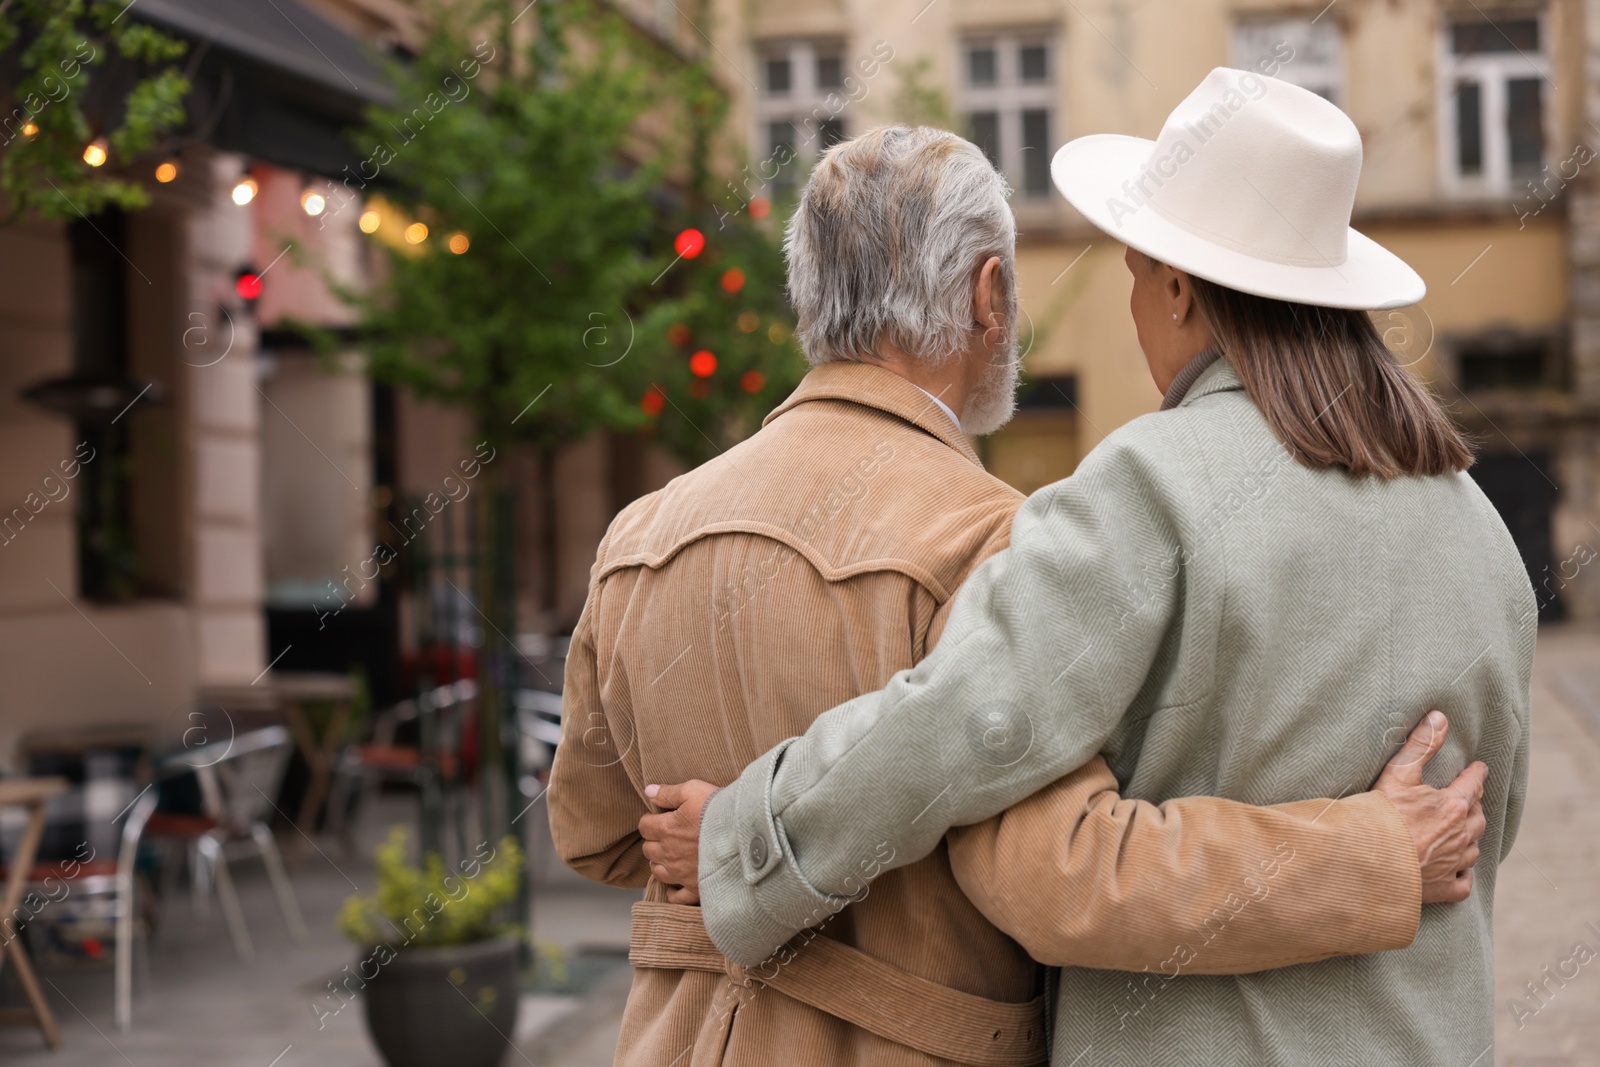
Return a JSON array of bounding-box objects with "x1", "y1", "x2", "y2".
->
[
  {"x1": 404, "y1": 222, "x2": 429, "y2": 244},
  {"x1": 155, "y1": 160, "x2": 179, "y2": 183},
  {"x1": 448, "y1": 232, "x2": 470, "y2": 254},
  {"x1": 21, "y1": 122, "x2": 39, "y2": 140},
  {"x1": 300, "y1": 189, "x2": 326, "y2": 217},
  {"x1": 674, "y1": 228, "x2": 706, "y2": 259},
  {"x1": 358, "y1": 209, "x2": 381, "y2": 234},
  {"x1": 231, "y1": 177, "x2": 258, "y2": 206},
  {"x1": 689, "y1": 350, "x2": 717, "y2": 378},
  {"x1": 82, "y1": 140, "x2": 108, "y2": 167},
  {"x1": 736, "y1": 311, "x2": 760, "y2": 333}
]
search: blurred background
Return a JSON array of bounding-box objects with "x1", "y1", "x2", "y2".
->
[{"x1": 0, "y1": 0, "x2": 1596, "y2": 1064}]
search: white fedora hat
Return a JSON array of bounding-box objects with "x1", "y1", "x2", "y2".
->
[{"x1": 1051, "y1": 67, "x2": 1425, "y2": 310}]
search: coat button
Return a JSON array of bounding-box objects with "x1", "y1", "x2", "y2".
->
[{"x1": 748, "y1": 834, "x2": 768, "y2": 869}]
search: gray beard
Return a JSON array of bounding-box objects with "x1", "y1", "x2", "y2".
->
[{"x1": 961, "y1": 345, "x2": 1021, "y2": 436}]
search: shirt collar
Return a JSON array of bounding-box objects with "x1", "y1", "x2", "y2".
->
[
  {"x1": 763, "y1": 362, "x2": 981, "y2": 466},
  {"x1": 915, "y1": 386, "x2": 962, "y2": 433},
  {"x1": 1161, "y1": 347, "x2": 1222, "y2": 410}
]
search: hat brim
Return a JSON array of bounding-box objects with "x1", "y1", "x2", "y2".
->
[{"x1": 1050, "y1": 135, "x2": 1426, "y2": 311}]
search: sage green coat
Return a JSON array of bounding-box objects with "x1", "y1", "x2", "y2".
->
[{"x1": 698, "y1": 359, "x2": 1536, "y2": 1066}]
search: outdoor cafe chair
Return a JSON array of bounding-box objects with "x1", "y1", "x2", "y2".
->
[{"x1": 145, "y1": 725, "x2": 308, "y2": 962}]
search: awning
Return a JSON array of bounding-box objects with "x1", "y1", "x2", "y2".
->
[{"x1": 132, "y1": 0, "x2": 397, "y2": 179}]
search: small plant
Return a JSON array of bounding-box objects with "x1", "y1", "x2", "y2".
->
[{"x1": 337, "y1": 827, "x2": 523, "y2": 948}]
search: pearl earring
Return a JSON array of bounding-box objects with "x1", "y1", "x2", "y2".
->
[{"x1": 1172, "y1": 313, "x2": 1178, "y2": 321}]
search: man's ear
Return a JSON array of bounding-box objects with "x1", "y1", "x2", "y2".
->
[{"x1": 972, "y1": 256, "x2": 1004, "y2": 329}]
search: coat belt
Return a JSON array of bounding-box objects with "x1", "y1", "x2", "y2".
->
[{"x1": 629, "y1": 901, "x2": 1047, "y2": 1066}]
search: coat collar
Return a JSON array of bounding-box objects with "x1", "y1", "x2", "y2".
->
[
  {"x1": 1176, "y1": 355, "x2": 1245, "y2": 408},
  {"x1": 763, "y1": 362, "x2": 982, "y2": 466}
]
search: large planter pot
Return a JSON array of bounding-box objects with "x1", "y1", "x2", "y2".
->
[{"x1": 362, "y1": 934, "x2": 522, "y2": 1067}]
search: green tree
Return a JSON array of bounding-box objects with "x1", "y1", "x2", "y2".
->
[
  {"x1": 0, "y1": 0, "x2": 188, "y2": 224},
  {"x1": 342, "y1": 0, "x2": 803, "y2": 592}
]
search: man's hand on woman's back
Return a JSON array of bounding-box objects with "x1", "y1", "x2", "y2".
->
[{"x1": 1374, "y1": 711, "x2": 1488, "y2": 904}]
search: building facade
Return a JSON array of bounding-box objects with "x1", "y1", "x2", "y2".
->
[{"x1": 701, "y1": 0, "x2": 1599, "y2": 620}]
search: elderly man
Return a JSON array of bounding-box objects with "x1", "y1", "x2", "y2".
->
[{"x1": 549, "y1": 126, "x2": 1486, "y2": 1067}]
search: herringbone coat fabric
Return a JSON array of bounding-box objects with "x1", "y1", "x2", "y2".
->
[
  {"x1": 550, "y1": 362, "x2": 1430, "y2": 1067},
  {"x1": 698, "y1": 359, "x2": 1537, "y2": 1066}
]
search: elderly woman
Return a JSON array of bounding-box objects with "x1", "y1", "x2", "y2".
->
[{"x1": 646, "y1": 69, "x2": 1534, "y2": 1064}]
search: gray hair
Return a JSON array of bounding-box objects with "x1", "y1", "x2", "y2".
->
[{"x1": 784, "y1": 125, "x2": 1017, "y2": 367}]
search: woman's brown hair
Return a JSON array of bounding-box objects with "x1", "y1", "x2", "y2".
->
[{"x1": 1188, "y1": 276, "x2": 1473, "y2": 479}]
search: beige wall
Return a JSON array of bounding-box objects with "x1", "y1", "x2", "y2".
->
[{"x1": 702, "y1": 0, "x2": 1579, "y2": 468}]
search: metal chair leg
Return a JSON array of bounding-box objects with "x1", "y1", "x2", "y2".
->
[
  {"x1": 190, "y1": 839, "x2": 211, "y2": 921},
  {"x1": 199, "y1": 835, "x2": 253, "y2": 960},
  {"x1": 251, "y1": 822, "x2": 308, "y2": 943}
]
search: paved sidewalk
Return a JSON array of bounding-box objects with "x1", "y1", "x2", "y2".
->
[{"x1": 1492, "y1": 624, "x2": 1600, "y2": 1066}]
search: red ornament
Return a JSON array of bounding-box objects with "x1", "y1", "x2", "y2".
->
[
  {"x1": 641, "y1": 387, "x2": 665, "y2": 416},
  {"x1": 720, "y1": 268, "x2": 746, "y2": 294},
  {"x1": 235, "y1": 272, "x2": 263, "y2": 301},
  {"x1": 749, "y1": 197, "x2": 771, "y2": 219},
  {"x1": 667, "y1": 323, "x2": 692, "y2": 346},
  {"x1": 689, "y1": 350, "x2": 717, "y2": 378},
  {"x1": 741, "y1": 370, "x2": 766, "y2": 394},
  {"x1": 674, "y1": 228, "x2": 706, "y2": 259}
]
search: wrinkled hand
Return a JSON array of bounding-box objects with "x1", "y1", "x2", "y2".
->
[
  {"x1": 639, "y1": 780, "x2": 720, "y2": 905},
  {"x1": 1374, "y1": 711, "x2": 1488, "y2": 904}
]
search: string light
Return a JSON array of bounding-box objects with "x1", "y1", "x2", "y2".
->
[
  {"x1": 741, "y1": 370, "x2": 766, "y2": 393},
  {"x1": 448, "y1": 233, "x2": 470, "y2": 254},
  {"x1": 720, "y1": 268, "x2": 746, "y2": 294},
  {"x1": 689, "y1": 350, "x2": 717, "y2": 378},
  {"x1": 404, "y1": 222, "x2": 429, "y2": 244},
  {"x1": 736, "y1": 312, "x2": 760, "y2": 333},
  {"x1": 749, "y1": 198, "x2": 771, "y2": 219},
  {"x1": 674, "y1": 228, "x2": 706, "y2": 259},
  {"x1": 767, "y1": 322, "x2": 790, "y2": 344},
  {"x1": 154, "y1": 160, "x2": 179, "y2": 183},
  {"x1": 82, "y1": 140, "x2": 108, "y2": 167},
  {"x1": 358, "y1": 209, "x2": 381, "y2": 233},
  {"x1": 300, "y1": 189, "x2": 327, "y2": 217},
  {"x1": 231, "y1": 177, "x2": 258, "y2": 206},
  {"x1": 640, "y1": 386, "x2": 665, "y2": 416},
  {"x1": 666, "y1": 323, "x2": 691, "y2": 346},
  {"x1": 20, "y1": 122, "x2": 38, "y2": 140}
]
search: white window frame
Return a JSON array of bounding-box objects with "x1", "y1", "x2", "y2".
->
[
  {"x1": 1229, "y1": 16, "x2": 1344, "y2": 106},
  {"x1": 752, "y1": 39, "x2": 851, "y2": 175},
  {"x1": 957, "y1": 29, "x2": 1059, "y2": 200},
  {"x1": 1436, "y1": 12, "x2": 1552, "y2": 199}
]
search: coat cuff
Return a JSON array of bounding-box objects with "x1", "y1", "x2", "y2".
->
[
  {"x1": 698, "y1": 739, "x2": 853, "y2": 967},
  {"x1": 1356, "y1": 790, "x2": 1424, "y2": 948}
]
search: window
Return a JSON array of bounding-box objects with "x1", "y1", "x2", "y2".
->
[
  {"x1": 1438, "y1": 14, "x2": 1549, "y2": 196},
  {"x1": 1230, "y1": 16, "x2": 1343, "y2": 104},
  {"x1": 754, "y1": 40, "x2": 851, "y2": 196},
  {"x1": 959, "y1": 31, "x2": 1057, "y2": 199}
]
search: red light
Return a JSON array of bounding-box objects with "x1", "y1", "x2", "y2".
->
[
  {"x1": 690, "y1": 380, "x2": 712, "y2": 399},
  {"x1": 741, "y1": 370, "x2": 766, "y2": 393},
  {"x1": 667, "y1": 323, "x2": 691, "y2": 346},
  {"x1": 749, "y1": 198, "x2": 771, "y2": 219},
  {"x1": 641, "y1": 387, "x2": 665, "y2": 416},
  {"x1": 689, "y1": 350, "x2": 717, "y2": 378},
  {"x1": 235, "y1": 272, "x2": 263, "y2": 301},
  {"x1": 720, "y1": 268, "x2": 746, "y2": 294},
  {"x1": 674, "y1": 228, "x2": 706, "y2": 259}
]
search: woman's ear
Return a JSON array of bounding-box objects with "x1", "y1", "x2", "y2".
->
[{"x1": 1167, "y1": 266, "x2": 1195, "y2": 324}]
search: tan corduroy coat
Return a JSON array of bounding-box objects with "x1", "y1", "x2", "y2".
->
[{"x1": 548, "y1": 363, "x2": 1422, "y2": 1067}]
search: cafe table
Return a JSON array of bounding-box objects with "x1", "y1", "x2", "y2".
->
[{"x1": 0, "y1": 776, "x2": 68, "y2": 1048}]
